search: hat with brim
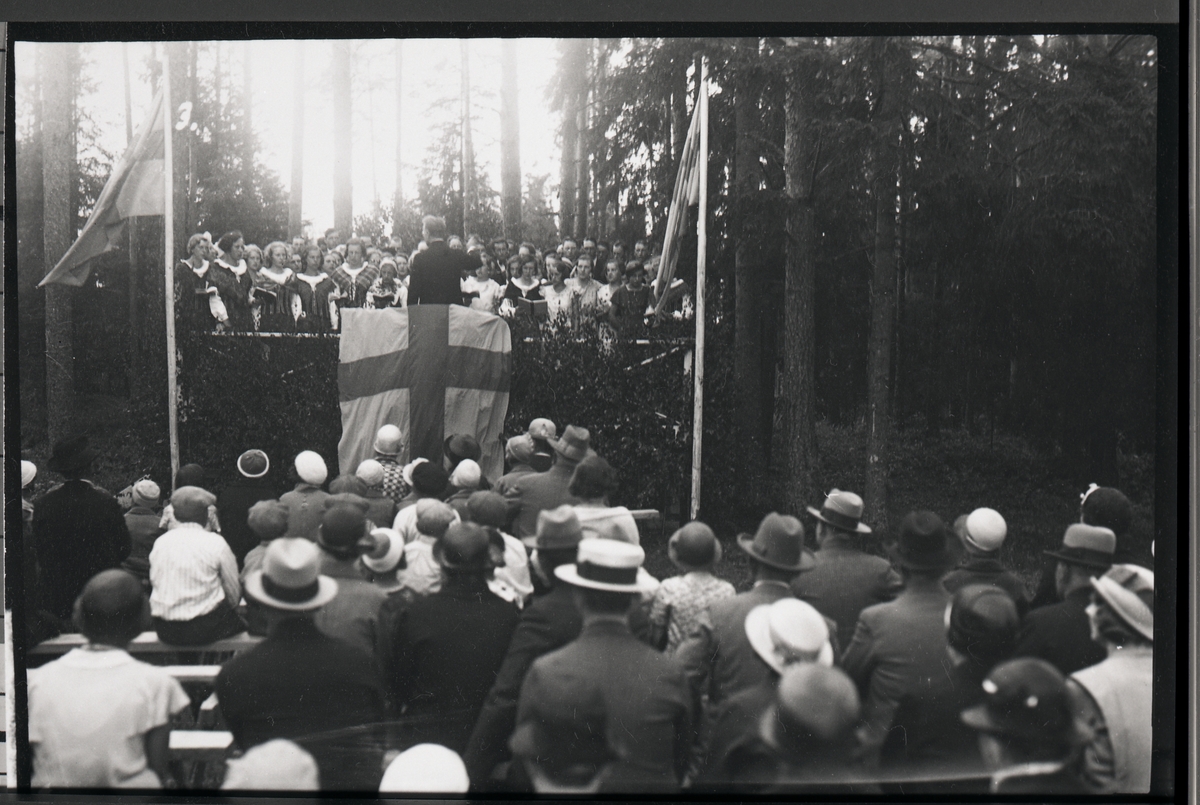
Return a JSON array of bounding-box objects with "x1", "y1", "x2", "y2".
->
[
  {"x1": 960, "y1": 658, "x2": 1089, "y2": 750},
  {"x1": 806, "y1": 489, "x2": 872, "y2": 535},
  {"x1": 737, "y1": 513, "x2": 815, "y2": 572},
  {"x1": 237, "y1": 449, "x2": 270, "y2": 479},
  {"x1": 1090, "y1": 564, "x2": 1154, "y2": 641},
  {"x1": 434, "y1": 521, "x2": 501, "y2": 572},
  {"x1": 244, "y1": 538, "x2": 339, "y2": 612},
  {"x1": 1044, "y1": 523, "x2": 1116, "y2": 570},
  {"x1": 525, "y1": 504, "x2": 585, "y2": 550},
  {"x1": 889, "y1": 511, "x2": 957, "y2": 571},
  {"x1": 552, "y1": 425, "x2": 592, "y2": 463},
  {"x1": 46, "y1": 435, "x2": 101, "y2": 473},
  {"x1": 555, "y1": 538, "x2": 657, "y2": 594},
  {"x1": 363, "y1": 528, "x2": 406, "y2": 574},
  {"x1": 668, "y1": 522, "x2": 722, "y2": 570},
  {"x1": 745, "y1": 600, "x2": 834, "y2": 674}
]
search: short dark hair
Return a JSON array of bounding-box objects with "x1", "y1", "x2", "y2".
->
[
  {"x1": 568, "y1": 455, "x2": 619, "y2": 500},
  {"x1": 422, "y1": 215, "x2": 449, "y2": 240},
  {"x1": 1081, "y1": 487, "x2": 1133, "y2": 537},
  {"x1": 577, "y1": 586, "x2": 636, "y2": 615},
  {"x1": 75, "y1": 570, "x2": 146, "y2": 645},
  {"x1": 412, "y1": 462, "x2": 450, "y2": 496}
]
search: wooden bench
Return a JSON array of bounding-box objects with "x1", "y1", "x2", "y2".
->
[
  {"x1": 169, "y1": 730, "x2": 233, "y2": 762},
  {"x1": 163, "y1": 666, "x2": 222, "y2": 685},
  {"x1": 30, "y1": 631, "x2": 262, "y2": 658},
  {"x1": 630, "y1": 509, "x2": 664, "y2": 541}
]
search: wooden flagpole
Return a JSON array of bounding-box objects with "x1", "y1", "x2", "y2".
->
[
  {"x1": 690, "y1": 58, "x2": 709, "y2": 521},
  {"x1": 163, "y1": 48, "x2": 180, "y2": 490}
]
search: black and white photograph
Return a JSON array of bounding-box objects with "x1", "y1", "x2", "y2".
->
[{"x1": 4, "y1": 18, "x2": 1180, "y2": 798}]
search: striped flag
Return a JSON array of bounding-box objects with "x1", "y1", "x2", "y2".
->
[
  {"x1": 39, "y1": 87, "x2": 166, "y2": 287},
  {"x1": 337, "y1": 306, "x2": 512, "y2": 481},
  {"x1": 652, "y1": 97, "x2": 703, "y2": 315}
]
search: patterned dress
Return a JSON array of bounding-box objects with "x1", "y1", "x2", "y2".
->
[{"x1": 649, "y1": 571, "x2": 737, "y2": 654}]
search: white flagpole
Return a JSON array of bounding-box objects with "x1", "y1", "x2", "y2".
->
[
  {"x1": 690, "y1": 58, "x2": 709, "y2": 522},
  {"x1": 163, "y1": 48, "x2": 180, "y2": 490}
]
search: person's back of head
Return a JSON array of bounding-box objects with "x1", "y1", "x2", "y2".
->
[
  {"x1": 247, "y1": 500, "x2": 289, "y2": 542},
  {"x1": 576, "y1": 586, "x2": 636, "y2": 617},
  {"x1": 1080, "y1": 485, "x2": 1133, "y2": 538},
  {"x1": 318, "y1": 505, "x2": 369, "y2": 557},
  {"x1": 328, "y1": 474, "x2": 368, "y2": 497},
  {"x1": 449, "y1": 459, "x2": 482, "y2": 492},
  {"x1": 175, "y1": 463, "x2": 206, "y2": 490},
  {"x1": 569, "y1": 454, "x2": 618, "y2": 501},
  {"x1": 947, "y1": 585, "x2": 1020, "y2": 671},
  {"x1": 74, "y1": 569, "x2": 148, "y2": 647},
  {"x1": 422, "y1": 215, "x2": 448, "y2": 241},
  {"x1": 171, "y1": 486, "x2": 215, "y2": 525},
  {"x1": 416, "y1": 498, "x2": 457, "y2": 539},
  {"x1": 411, "y1": 461, "x2": 449, "y2": 498},
  {"x1": 466, "y1": 490, "x2": 508, "y2": 529},
  {"x1": 763, "y1": 664, "x2": 861, "y2": 768}
]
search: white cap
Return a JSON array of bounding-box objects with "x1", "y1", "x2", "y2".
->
[
  {"x1": 964, "y1": 507, "x2": 1007, "y2": 552},
  {"x1": 374, "y1": 424, "x2": 403, "y2": 456},
  {"x1": 379, "y1": 744, "x2": 469, "y2": 793},
  {"x1": 450, "y1": 458, "x2": 482, "y2": 490},
  {"x1": 294, "y1": 450, "x2": 328, "y2": 486},
  {"x1": 21, "y1": 460, "x2": 37, "y2": 489},
  {"x1": 356, "y1": 459, "x2": 385, "y2": 487},
  {"x1": 401, "y1": 456, "x2": 429, "y2": 487},
  {"x1": 221, "y1": 739, "x2": 319, "y2": 791},
  {"x1": 363, "y1": 527, "x2": 405, "y2": 574}
]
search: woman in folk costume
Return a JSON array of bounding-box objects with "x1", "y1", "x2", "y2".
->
[
  {"x1": 174, "y1": 232, "x2": 230, "y2": 331},
  {"x1": 462, "y1": 254, "x2": 504, "y2": 315},
  {"x1": 330, "y1": 237, "x2": 380, "y2": 309},
  {"x1": 364, "y1": 258, "x2": 407, "y2": 309},
  {"x1": 293, "y1": 244, "x2": 338, "y2": 332},
  {"x1": 252, "y1": 241, "x2": 297, "y2": 333},
  {"x1": 213, "y1": 230, "x2": 254, "y2": 331},
  {"x1": 499, "y1": 256, "x2": 542, "y2": 317}
]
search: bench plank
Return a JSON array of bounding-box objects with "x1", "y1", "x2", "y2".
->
[
  {"x1": 31, "y1": 632, "x2": 261, "y2": 657},
  {"x1": 163, "y1": 666, "x2": 222, "y2": 684},
  {"x1": 169, "y1": 730, "x2": 232, "y2": 762}
]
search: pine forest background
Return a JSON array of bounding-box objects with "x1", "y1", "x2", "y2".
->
[{"x1": 14, "y1": 35, "x2": 1165, "y2": 586}]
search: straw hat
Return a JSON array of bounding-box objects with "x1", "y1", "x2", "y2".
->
[
  {"x1": 1090, "y1": 563, "x2": 1154, "y2": 641},
  {"x1": 244, "y1": 538, "x2": 339, "y2": 611},
  {"x1": 554, "y1": 538, "x2": 657, "y2": 594},
  {"x1": 745, "y1": 598, "x2": 834, "y2": 673}
]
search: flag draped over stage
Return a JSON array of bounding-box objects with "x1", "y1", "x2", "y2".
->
[
  {"x1": 39, "y1": 87, "x2": 166, "y2": 288},
  {"x1": 337, "y1": 306, "x2": 512, "y2": 481}
]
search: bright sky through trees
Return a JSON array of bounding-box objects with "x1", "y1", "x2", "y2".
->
[{"x1": 15, "y1": 38, "x2": 559, "y2": 236}]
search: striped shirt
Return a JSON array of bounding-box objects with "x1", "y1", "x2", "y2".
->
[{"x1": 148, "y1": 523, "x2": 240, "y2": 622}]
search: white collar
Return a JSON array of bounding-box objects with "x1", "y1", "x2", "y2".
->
[
  {"x1": 190, "y1": 259, "x2": 210, "y2": 276},
  {"x1": 294, "y1": 271, "x2": 329, "y2": 288},
  {"x1": 218, "y1": 257, "x2": 247, "y2": 276},
  {"x1": 260, "y1": 266, "x2": 293, "y2": 284},
  {"x1": 341, "y1": 263, "x2": 365, "y2": 277}
]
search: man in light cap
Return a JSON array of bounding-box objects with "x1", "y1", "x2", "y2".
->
[
  {"x1": 121, "y1": 479, "x2": 165, "y2": 580},
  {"x1": 1068, "y1": 564, "x2": 1154, "y2": 793},
  {"x1": 759, "y1": 665, "x2": 874, "y2": 792},
  {"x1": 527, "y1": 418, "x2": 557, "y2": 473},
  {"x1": 280, "y1": 451, "x2": 330, "y2": 541},
  {"x1": 217, "y1": 449, "x2": 279, "y2": 567},
  {"x1": 698, "y1": 598, "x2": 835, "y2": 788},
  {"x1": 515, "y1": 538, "x2": 692, "y2": 788},
  {"x1": 494, "y1": 434, "x2": 538, "y2": 497},
  {"x1": 1015, "y1": 523, "x2": 1115, "y2": 674},
  {"x1": 464, "y1": 505, "x2": 586, "y2": 788},
  {"x1": 148, "y1": 486, "x2": 245, "y2": 645},
  {"x1": 217, "y1": 538, "x2": 387, "y2": 791},
  {"x1": 792, "y1": 489, "x2": 900, "y2": 650},
  {"x1": 372, "y1": 425, "x2": 412, "y2": 505},
  {"x1": 943, "y1": 508, "x2": 1028, "y2": 613}
]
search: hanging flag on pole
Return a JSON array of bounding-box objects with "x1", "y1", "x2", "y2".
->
[
  {"x1": 652, "y1": 93, "x2": 703, "y2": 316},
  {"x1": 38, "y1": 86, "x2": 165, "y2": 288}
]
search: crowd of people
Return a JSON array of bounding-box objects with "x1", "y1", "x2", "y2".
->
[
  {"x1": 174, "y1": 216, "x2": 692, "y2": 336},
  {"x1": 20, "y1": 424, "x2": 1155, "y2": 794}
]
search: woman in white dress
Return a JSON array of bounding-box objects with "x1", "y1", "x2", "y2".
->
[{"x1": 462, "y1": 256, "x2": 505, "y2": 315}]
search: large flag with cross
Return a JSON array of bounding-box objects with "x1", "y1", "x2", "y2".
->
[{"x1": 337, "y1": 306, "x2": 512, "y2": 481}]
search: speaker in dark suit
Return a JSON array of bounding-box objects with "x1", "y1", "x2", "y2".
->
[{"x1": 408, "y1": 215, "x2": 478, "y2": 306}]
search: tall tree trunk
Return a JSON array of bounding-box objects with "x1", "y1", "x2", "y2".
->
[
  {"x1": 289, "y1": 41, "x2": 305, "y2": 238},
  {"x1": 460, "y1": 41, "x2": 475, "y2": 238},
  {"x1": 574, "y1": 40, "x2": 591, "y2": 241},
  {"x1": 42, "y1": 42, "x2": 78, "y2": 447},
  {"x1": 863, "y1": 40, "x2": 902, "y2": 532},
  {"x1": 734, "y1": 40, "x2": 765, "y2": 464},
  {"x1": 394, "y1": 41, "x2": 404, "y2": 228},
  {"x1": 332, "y1": 40, "x2": 353, "y2": 236},
  {"x1": 781, "y1": 52, "x2": 818, "y2": 515},
  {"x1": 123, "y1": 43, "x2": 139, "y2": 385},
  {"x1": 500, "y1": 39, "x2": 521, "y2": 241},
  {"x1": 558, "y1": 42, "x2": 582, "y2": 240}
]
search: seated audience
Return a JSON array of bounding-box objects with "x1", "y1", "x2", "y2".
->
[
  {"x1": 28, "y1": 570, "x2": 191, "y2": 789},
  {"x1": 217, "y1": 449, "x2": 279, "y2": 567},
  {"x1": 392, "y1": 462, "x2": 452, "y2": 543},
  {"x1": 121, "y1": 480, "x2": 164, "y2": 581}
]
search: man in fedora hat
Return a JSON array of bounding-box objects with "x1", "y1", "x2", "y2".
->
[
  {"x1": 217, "y1": 538, "x2": 387, "y2": 791},
  {"x1": 842, "y1": 511, "x2": 958, "y2": 767},
  {"x1": 943, "y1": 508, "x2": 1029, "y2": 613},
  {"x1": 697, "y1": 598, "x2": 835, "y2": 788},
  {"x1": 1031, "y1": 484, "x2": 1136, "y2": 609},
  {"x1": 504, "y1": 424, "x2": 593, "y2": 539},
  {"x1": 464, "y1": 505, "x2": 587, "y2": 789},
  {"x1": 1014, "y1": 523, "x2": 1115, "y2": 674},
  {"x1": 1068, "y1": 564, "x2": 1154, "y2": 793},
  {"x1": 217, "y1": 449, "x2": 280, "y2": 567},
  {"x1": 312, "y1": 506, "x2": 390, "y2": 664},
  {"x1": 30, "y1": 434, "x2": 131, "y2": 625},
  {"x1": 384, "y1": 522, "x2": 519, "y2": 754},
  {"x1": 677, "y1": 513, "x2": 819, "y2": 713},
  {"x1": 515, "y1": 538, "x2": 692, "y2": 788},
  {"x1": 792, "y1": 489, "x2": 901, "y2": 650},
  {"x1": 960, "y1": 658, "x2": 1090, "y2": 794}
]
